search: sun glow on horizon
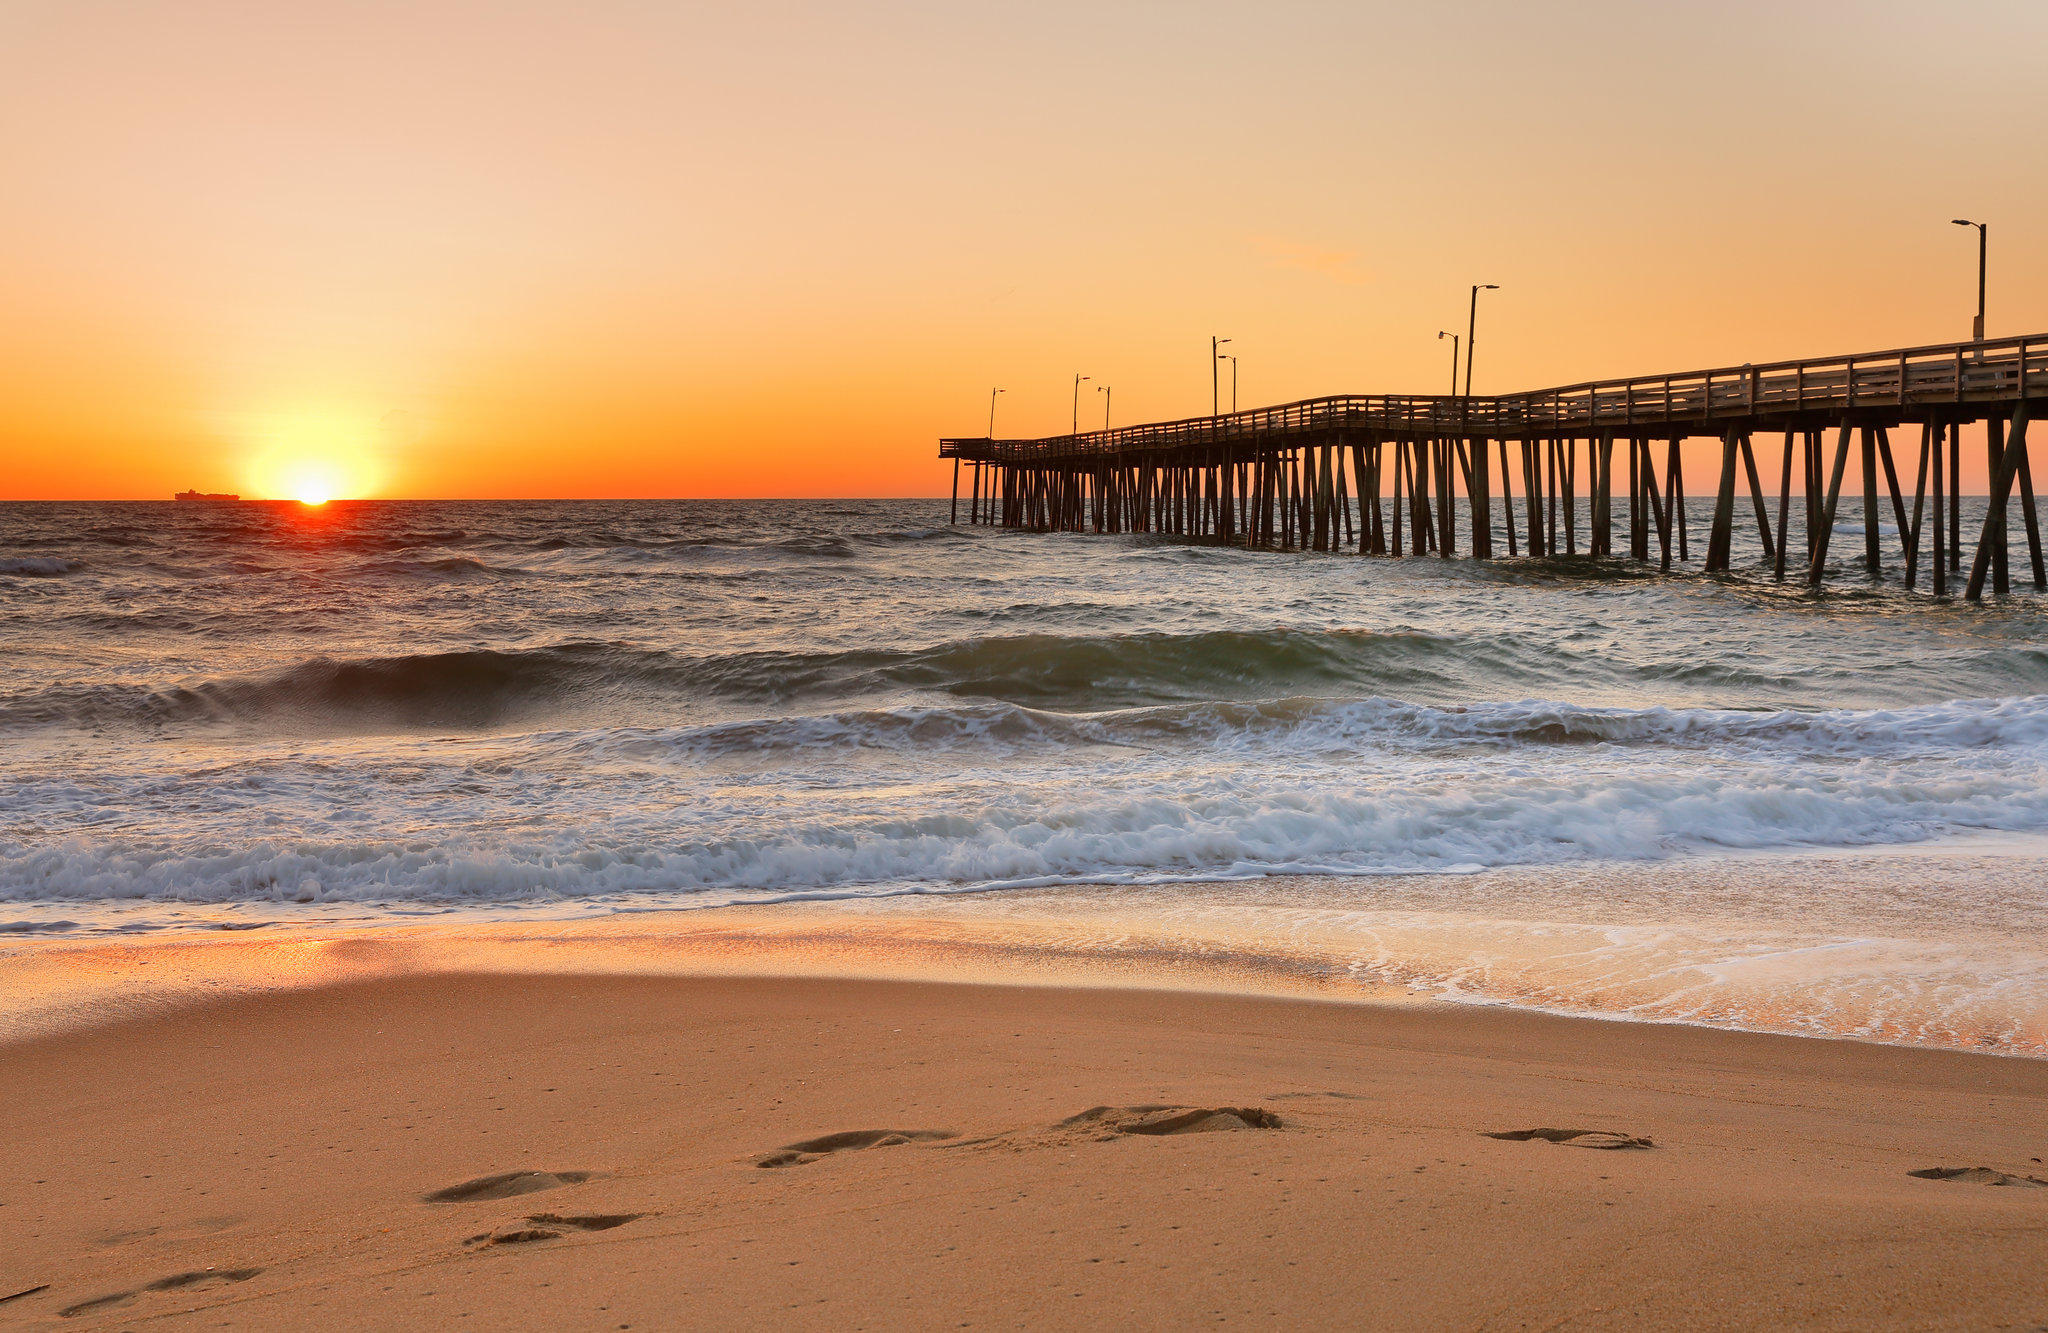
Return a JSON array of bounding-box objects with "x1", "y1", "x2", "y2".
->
[
  {"x1": 278, "y1": 460, "x2": 344, "y2": 505},
  {"x1": 244, "y1": 421, "x2": 383, "y2": 504}
]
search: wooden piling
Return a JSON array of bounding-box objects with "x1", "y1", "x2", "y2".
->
[
  {"x1": 1773, "y1": 430, "x2": 1793, "y2": 581},
  {"x1": 1808, "y1": 422, "x2": 1854, "y2": 588},
  {"x1": 1967, "y1": 406, "x2": 2032, "y2": 600},
  {"x1": 1706, "y1": 431, "x2": 1739, "y2": 572},
  {"x1": 2018, "y1": 429, "x2": 2046, "y2": 591},
  {"x1": 1930, "y1": 421, "x2": 1947, "y2": 596},
  {"x1": 1905, "y1": 421, "x2": 1930, "y2": 590},
  {"x1": 1628, "y1": 438, "x2": 1645, "y2": 561},
  {"x1": 1498, "y1": 439, "x2": 1518, "y2": 556},
  {"x1": 1738, "y1": 433, "x2": 1774, "y2": 565},
  {"x1": 1591, "y1": 436, "x2": 1613, "y2": 557},
  {"x1": 1667, "y1": 438, "x2": 1687, "y2": 562}
]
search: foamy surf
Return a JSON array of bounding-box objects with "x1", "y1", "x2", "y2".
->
[
  {"x1": 5, "y1": 692, "x2": 2048, "y2": 908},
  {"x1": 5, "y1": 497, "x2": 2048, "y2": 1056}
]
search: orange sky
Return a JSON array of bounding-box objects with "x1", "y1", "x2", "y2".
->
[{"x1": 2, "y1": 0, "x2": 2044, "y2": 499}]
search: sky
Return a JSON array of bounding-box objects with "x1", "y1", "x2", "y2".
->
[{"x1": 2, "y1": 0, "x2": 2044, "y2": 499}]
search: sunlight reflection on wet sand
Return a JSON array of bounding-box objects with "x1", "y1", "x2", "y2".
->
[{"x1": 5, "y1": 843, "x2": 2046, "y2": 1058}]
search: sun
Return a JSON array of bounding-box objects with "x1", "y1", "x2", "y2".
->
[
  {"x1": 244, "y1": 419, "x2": 383, "y2": 504},
  {"x1": 283, "y1": 460, "x2": 343, "y2": 507}
]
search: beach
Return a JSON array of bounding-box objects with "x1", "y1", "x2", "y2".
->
[
  {"x1": 10, "y1": 0, "x2": 2048, "y2": 1323},
  {"x1": 4, "y1": 963, "x2": 2046, "y2": 1329},
  {"x1": 8, "y1": 500, "x2": 2048, "y2": 1327}
]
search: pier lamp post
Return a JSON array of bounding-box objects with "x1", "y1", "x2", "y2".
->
[
  {"x1": 1228, "y1": 356, "x2": 1238, "y2": 412},
  {"x1": 1212, "y1": 337, "x2": 1231, "y2": 415},
  {"x1": 1951, "y1": 219, "x2": 1987, "y2": 341},
  {"x1": 1097, "y1": 383, "x2": 1112, "y2": 430},
  {"x1": 1437, "y1": 331, "x2": 1460, "y2": 396},
  {"x1": 1463, "y1": 285, "x2": 1499, "y2": 399},
  {"x1": 1072, "y1": 374, "x2": 1090, "y2": 434},
  {"x1": 987, "y1": 387, "x2": 1005, "y2": 438}
]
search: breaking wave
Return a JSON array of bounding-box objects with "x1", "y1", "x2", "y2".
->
[
  {"x1": 0, "y1": 557, "x2": 85, "y2": 577},
  {"x1": 0, "y1": 628, "x2": 1705, "y2": 731},
  {"x1": 5, "y1": 732, "x2": 2047, "y2": 905}
]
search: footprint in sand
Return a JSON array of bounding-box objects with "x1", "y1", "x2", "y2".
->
[
  {"x1": 466, "y1": 1213, "x2": 648, "y2": 1247},
  {"x1": 757, "y1": 1129, "x2": 956, "y2": 1168},
  {"x1": 1060, "y1": 1106, "x2": 1284, "y2": 1137},
  {"x1": 1485, "y1": 1128, "x2": 1654, "y2": 1150},
  {"x1": 423, "y1": 1170, "x2": 598, "y2": 1203},
  {"x1": 756, "y1": 1107, "x2": 1281, "y2": 1167},
  {"x1": 58, "y1": 1268, "x2": 262, "y2": 1318},
  {"x1": 1907, "y1": 1166, "x2": 2048, "y2": 1187}
]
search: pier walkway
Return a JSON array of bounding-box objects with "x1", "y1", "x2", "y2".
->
[{"x1": 942, "y1": 333, "x2": 2046, "y2": 598}]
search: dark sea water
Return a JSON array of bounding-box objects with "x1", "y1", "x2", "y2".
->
[{"x1": 4, "y1": 498, "x2": 2046, "y2": 1051}]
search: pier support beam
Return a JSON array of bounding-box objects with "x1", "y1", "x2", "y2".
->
[
  {"x1": 1738, "y1": 432, "x2": 1772, "y2": 566},
  {"x1": 1590, "y1": 436, "x2": 1612, "y2": 557},
  {"x1": 1706, "y1": 431, "x2": 1738, "y2": 572},
  {"x1": 1773, "y1": 431, "x2": 1794, "y2": 581},
  {"x1": 1808, "y1": 422, "x2": 1854, "y2": 588},
  {"x1": 1469, "y1": 436, "x2": 1491, "y2": 558},
  {"x1": 1967, "y1": 405, "x2": 2032, "y2": 600},
  {"x1": 1930, "y1": 423, "x2": 1947, "y2": 596}
]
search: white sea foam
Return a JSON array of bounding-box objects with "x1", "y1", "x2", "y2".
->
[
  {"x1": 0, "y1": 556, "x2": 84, "y2": 576},
  {"x1": 8, "y1": 496, "x2": 2048, "y2": 1053},
  {"x1": 6, "y1": 693, "x2": 2048, "y2": 907}
]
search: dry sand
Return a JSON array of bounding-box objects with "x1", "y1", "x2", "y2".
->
[{"x1": 2, "y1": 972, "x2": 2045, "y2": 1330}]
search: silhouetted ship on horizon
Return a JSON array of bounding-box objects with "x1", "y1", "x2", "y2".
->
[{"x1": 174, "y1": 490, "x2": 240, "y2": 501}]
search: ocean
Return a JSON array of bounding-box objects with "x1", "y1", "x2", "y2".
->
[{"x1": 4, "y1": 497, "x2": 2046, "y2": 1052}]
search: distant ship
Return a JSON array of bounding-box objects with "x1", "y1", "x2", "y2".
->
[{"x1": 174, "y1": 490, "x2": 240, "y2": 501}]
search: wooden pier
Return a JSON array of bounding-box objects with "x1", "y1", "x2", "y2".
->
[{"x1": 942, "y1": 333, "x2": 2047, "y2": 598}]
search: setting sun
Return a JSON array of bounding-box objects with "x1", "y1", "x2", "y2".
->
[
  {"x1": 242, "y1": 425, "x2": 381, "y2": 503},
  {"x1": 286, "y1": 463, "x2": 340, "y2": 506}
]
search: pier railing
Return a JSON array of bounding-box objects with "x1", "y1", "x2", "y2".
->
[{"x1": 942, "y1": 333, "x2": 2045, "y2": 462}]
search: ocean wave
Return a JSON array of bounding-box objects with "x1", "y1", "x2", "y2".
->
[
  {"x1": 0, "y1": 557, "x2": 85, "y2": 577},
  {"x1": 522, "y1": 531, "x2": 863, "y2": 561},
  {"x1": 6, "y1": 751, "x2": 2048, "y2": 905},
  {"x1": 0, "y1": 645, "x2": 653, "y2": 730},
  {"x1": 0, "y1": 628, "x2": 1541, "y2": 731},
  {"x1": 553, "y1": 694, "x2": 2048, "y2": 763},
  {"x1": 0, "y1": 623, "x2": 1985, "y2": 733},
  {"x1": 361, "y1": 555, "x2": 529, "y2": 580}
]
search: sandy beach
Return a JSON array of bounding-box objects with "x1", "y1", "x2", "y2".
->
[{"x1": 3, "y1": 967, "x2": 2045, "y2": 1330}]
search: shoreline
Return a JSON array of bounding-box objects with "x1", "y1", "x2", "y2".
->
[
  {"x1": 7, "y1": 847, "x2": 2047, "y2": 1059},
  {"x1": 5, "y1": 970, "x2": 2046, "y2": 1329}
]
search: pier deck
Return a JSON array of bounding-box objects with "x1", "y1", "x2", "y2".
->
[{"x1": 942, "y1": 333, "x2": 2046, "y2": 599}]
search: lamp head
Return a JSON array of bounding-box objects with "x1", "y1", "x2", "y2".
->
[{"x1": 1952, "y1": 218, "x2": 1974, "y2": 227}]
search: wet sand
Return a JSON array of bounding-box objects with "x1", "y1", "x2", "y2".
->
[{"x1": 3, "y1": 971, "x2": 2046, "y2": 1329}]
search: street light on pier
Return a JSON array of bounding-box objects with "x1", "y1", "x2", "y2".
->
[
  {"x1": 1227, "y1": 356, "x2": 1238, "y2": 412},
  {"x1": 1211, "y1": 336, "x2": 1231, "y2": 415},
  {"x1": 1072, "y1": 374, "x2": 1091, "y2": 434},
  {"x1": 1437, "y1": 330, "x2": 1460, "y2": 396},
  {"x1": 1464, "y1": 285, "x2": 1499, "y2": 399},
  {"x1": 987, "y1": 387, "x2": 1005, "y2": 438},
  {"x1": 1097, "y1": 383, "x2": 1112, "y2": 430},
  {"x1": 1951, "y1": 219, "x2": 1987, "y2": 342}
]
